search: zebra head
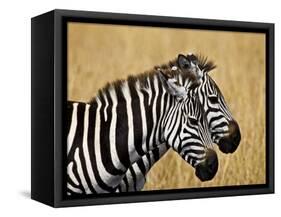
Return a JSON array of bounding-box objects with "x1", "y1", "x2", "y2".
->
[
  {"x1": 179, "y1": 53, "x2": 241, "y2": 154},
  {"x1": 180, "y1": 95, "x2": 218, "y2": 181},
  {"x1": 158, "y1": 70, "x2": 218, "y2": 182}
]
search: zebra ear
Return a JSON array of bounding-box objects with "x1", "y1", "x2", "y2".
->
[
  {"x1": 178, "y1": 54, "x2": 192, "y2": 69},
  {"x1": 157, "y1": 69, "x2": 187, "y2": 99},
  {"x1": 177, "y1": 54, "x2": 203, "y2": 80}
]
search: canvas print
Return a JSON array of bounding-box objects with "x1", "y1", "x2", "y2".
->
[{"x1": 66, "y1": 22, "x2": 265, "y2": 196}]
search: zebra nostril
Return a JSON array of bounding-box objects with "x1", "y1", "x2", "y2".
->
[
  {"x1": 206, "y1": 149, "x2": 218, "y2": 167},
  {"x1": 233, "y1": 132, "x2": 240, "y2": 143},
  {"x1": 229, "y1": 120, "x2": 241, "y2": 145}
]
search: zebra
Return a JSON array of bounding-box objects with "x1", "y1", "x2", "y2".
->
[
  {"x1": 115, "y1": 94, "x2": 215, "y2": 192},
  {"x1": 116, "y1": 53, "x2": 241, "y2": 192},
  {"x1": 66, "y1": 54, "x2": 218, "y2": 196}
]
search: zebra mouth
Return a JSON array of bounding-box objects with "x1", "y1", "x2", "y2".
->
[{"x1": 195, "y1": 149, "x2": 218, "y2": 182}]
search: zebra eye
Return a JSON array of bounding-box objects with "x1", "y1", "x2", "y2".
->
[
  {"x1": 188, "y1": 117, "x2": 198, "y2": 126},
  {"x1": 173, "y1": 80, "x2": 180, "y2": 86},
  {"x1": 209, "y1": 96, "x2": 219, "y2": 104}
]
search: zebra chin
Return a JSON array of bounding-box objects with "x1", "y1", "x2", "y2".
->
[
  {"x1": 195, "y1": 149, "x2": 218, "y2": 182},
  {"x1": 218, "y1": 120, "x2": 241, "y2": 154}
]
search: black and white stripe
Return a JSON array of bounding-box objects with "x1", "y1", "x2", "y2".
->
[
  {"x1": 66, "y1": 53, "x2": 240, "y2": 195},
  {"x1": 114, "y1": 54, "x2": 240, "y2": 192},
  {"x1": 116, "y1": 95, "x2": 213, "y2": 192},
  {"x1": 66, "y1": 72, "x2": 213, "y2": 195},
  {"x1": 197, "y1": 75, "x2": 233, "y2": 143}
]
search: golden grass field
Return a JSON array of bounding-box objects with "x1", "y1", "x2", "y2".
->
[{"x1": 67, "y1": 22, "x2": 266, "y2": 190}]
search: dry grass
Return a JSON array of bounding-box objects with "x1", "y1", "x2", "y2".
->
[{"x1": 67, "y1": 22, "x2": 266, "y2": 190}]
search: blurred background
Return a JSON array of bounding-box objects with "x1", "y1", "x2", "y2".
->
[{"x1": 67, "y1": 22, "x2": 266, "y2": 190}]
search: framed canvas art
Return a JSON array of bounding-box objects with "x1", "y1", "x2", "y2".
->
[{"x1": 31, "y1": 9, "x2": 274, "y2": 207}]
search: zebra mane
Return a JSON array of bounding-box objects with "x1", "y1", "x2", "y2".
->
[
  {"x1": 196, "y1": 54, "x2": 216, "y2": 72},
  {"x1": 89, "y1": 54, "x2": 216, "y2": 104},
  {"x1": 89, "y1": 58, "x2": 178, "y2": 104}
]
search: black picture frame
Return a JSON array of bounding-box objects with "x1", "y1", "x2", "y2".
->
[{"x1": 31, "y1": 9, "x2": 274, "y2": 207}]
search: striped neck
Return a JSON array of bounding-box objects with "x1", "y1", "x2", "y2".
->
[{"x1": 90, "y1": 74, "x2": 170, "y2": 169}]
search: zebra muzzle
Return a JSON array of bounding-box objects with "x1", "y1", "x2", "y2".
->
[
  {"x1": 195, "y1": 149, "x2": 218, "y2": 182},
  {"x1": 218, "y1": 120, "x2": 241, "y2": 154}
]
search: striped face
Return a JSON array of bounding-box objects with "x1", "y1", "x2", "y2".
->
[
  {"x1": 160, "y1": 82, "x2": 218, "y2": 181},
  {"x1": 176, "y1": 96, "x2": 218, "y2": 181},
  {"x1": 197, "y1": 74, "x2": 241, "y2": 154},
  {"x1": 177, "y1": 96, "x2": 213, "y2": 166},
  {"x1": 179, "y1": 53, "x2": 241, "y2": 154}
]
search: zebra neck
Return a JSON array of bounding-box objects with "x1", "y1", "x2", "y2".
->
[
  {"x1": 67, "y1": 74, "x2": 171, "y2": 192},
  {"x1": 161, "y1": 96, "x2": 183, "y2": 151},
  {"x1": 110, "y1": 75, "x2": 169, "y2": 165},
  {"x1": 87, "y1": 74, "x2": 169, "y2": 174}
]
